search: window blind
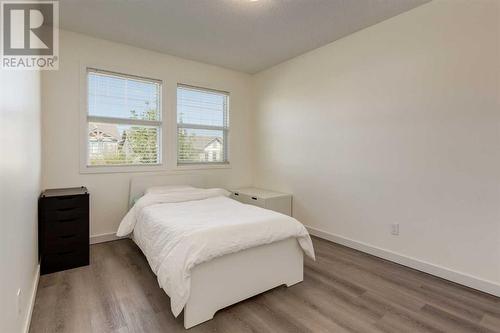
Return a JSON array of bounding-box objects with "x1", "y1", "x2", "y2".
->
[
  {"x1": 86, "y1": 69, "x2": 162, "y2": 166},
  {"x1": 177, "y1": 85, "x2": 229, "y2": 164}
]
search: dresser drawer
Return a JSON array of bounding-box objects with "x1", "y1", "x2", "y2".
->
[
  {"x1": 41, "y1": 249, "x2": 89, "y2": 275},
  {"x1": 41, "y1": 195, "x2": 88, "y2": 211},
  {"x1": 43, "y1": 216, "x2": 88, "y2": 235},
  {"x1": 41, "y1": 207, "x2": 88, "y2": 222},
  {"x1": 43, "y1": 233, "x2": 88, "y2": 255}
]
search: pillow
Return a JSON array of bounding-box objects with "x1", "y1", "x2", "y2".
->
[{"x1": 145, "y1": 185, "x2": 196, "y2": 194}]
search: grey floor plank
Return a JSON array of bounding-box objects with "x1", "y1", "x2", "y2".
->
[{"x1": 29, "y1": 237, "x2": 499, "y2": 333}]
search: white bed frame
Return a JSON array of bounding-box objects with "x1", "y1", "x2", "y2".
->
[{"x1": 129, "y1": 174, "x2": 304, "y2": 329}]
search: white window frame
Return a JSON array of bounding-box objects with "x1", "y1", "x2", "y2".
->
[
  {"x1": 80, "y1": 66, "x2": 166, "y2": 174},
  {"x1": 176, "y1": 84, "x2": 230, "y2": 167}
]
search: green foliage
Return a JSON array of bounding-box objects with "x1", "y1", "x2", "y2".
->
[
  {"x1": 89, "y1": 151, "x2": 126, "y2": 165},
  {"x1": 126, "y1": 109, "x2": 159, "y2": 164},
  {"x1": 89, "y1": 108, "x2": 159, "y2": 165},
  {"x1": 177, "y1": 112, "x2": 198, "y2": 162},
  {"x1": 177, "y1": 128, "x2": 197, "y2": 162}
]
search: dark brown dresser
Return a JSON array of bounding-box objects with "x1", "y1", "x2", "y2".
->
[{"x1": 39, "y1": 187, "x2": 89, "y2": 275}]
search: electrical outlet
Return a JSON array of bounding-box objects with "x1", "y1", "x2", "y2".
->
[
  {"x1": 391, "y1": 223, "x2": 399, "y2": 236},
  {"x1": 16, "y1": 288, "x2": 22, "y2": 315}
]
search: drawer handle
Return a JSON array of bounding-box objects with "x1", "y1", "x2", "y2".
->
[
  {"x1": 251, "y1": 197, "x2": 258, "y2": 200},
  {"x1": 58, "y1": 250, "x2": 75, "y2": 256},
  {"x1": 57, "y1": 207, "x2": 77, "y2": 212},
  {"x1": 58, "y1": 217, "x2": 77, "y2": 223},
  {"x1": 60, "y1": 234, "x2": 76, "y2": 239}
]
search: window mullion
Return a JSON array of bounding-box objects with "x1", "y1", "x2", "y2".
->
[
  {"x1": 88, "y1": 115, "x2": 161, "y2": 127},
  {"x1": 177, "y1": 123, "x2": 226, "y2": 131}
]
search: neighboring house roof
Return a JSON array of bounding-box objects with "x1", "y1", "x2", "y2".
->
[
  {"x1": 189, "y1": 136, "x2": 222, "y2": 152},
  {"x1": 89, "y1": 123, "x2": 120, "y2": 141}
]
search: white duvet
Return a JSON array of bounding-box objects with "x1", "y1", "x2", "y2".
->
[{"x1": 116, "y1": 188, "x2": 315, "y2": 317}]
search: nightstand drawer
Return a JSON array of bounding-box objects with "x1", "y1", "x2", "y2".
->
[
  {"x1": 231, "y1": 188, "x2": 292, "y2": 216},
  {"x1": 245, "y1": 193, "x2": 266, "y2": 208},
  {"x1": 232, "y1": 192, "x2": 264, "y2": 207}
]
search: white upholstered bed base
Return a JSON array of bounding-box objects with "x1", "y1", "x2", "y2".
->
[{"x1": 185, "y1": 237, "x2": 303, "y2": 329}]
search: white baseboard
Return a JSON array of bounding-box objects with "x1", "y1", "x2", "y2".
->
[
  {"x1": 306, "y1": 225, "x2": 500, "y2": 297},
  {"x1": 23, "y1": 264, "x2": 40, "y2": 333},
  {"x1": 90, "y1": 232, "x2": 124, "y2": 244}
]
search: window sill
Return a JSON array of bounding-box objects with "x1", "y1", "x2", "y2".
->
[
  {"x1": 79, "y1": 164, "x2": 166, "y2": 174},
  {"x1": 79, "y1": 163, "x2": 231, "y2": 174},
  {"x1": 174, "y1": 163, "x2": 231, "y2": 171}
]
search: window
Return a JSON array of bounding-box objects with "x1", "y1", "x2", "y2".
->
[
  {"x1": 177, "y1": 85, "x2": 229, "y2": 165},
  {"x1": 86, "y1": 68, "x2": 162, "y2": 167}
]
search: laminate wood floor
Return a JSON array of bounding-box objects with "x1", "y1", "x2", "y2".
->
[{"x1": 30, "y1": 237, "x2": 500, "y2": 333}]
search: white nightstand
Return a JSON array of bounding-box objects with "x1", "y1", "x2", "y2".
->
[{"x1": 230, "y1": 187, "x2": 292, "y2": 216}]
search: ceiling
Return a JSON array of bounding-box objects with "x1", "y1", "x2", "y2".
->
[{"x1": 60, "y1": 0, "x2": 430, "y2": 74}]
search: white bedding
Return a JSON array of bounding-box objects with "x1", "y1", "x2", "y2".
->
[{"x1": 116, "y1": 188, "x2": 315, "y2": 317}]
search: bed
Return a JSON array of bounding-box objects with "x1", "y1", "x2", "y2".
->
[{"x1": 117, "y1": 174, "x2": 315, "y2": 329}]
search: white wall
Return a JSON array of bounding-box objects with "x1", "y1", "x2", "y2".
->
[
  {"x1": 42, "y1": 31, "x2": 254, "y2": 238},
  {"x1": 254, "y1": 0, "x2": 500, "y2": 290},
  {"x1": 0, "y1": 71, "x2": 41, "y2": 332}
]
